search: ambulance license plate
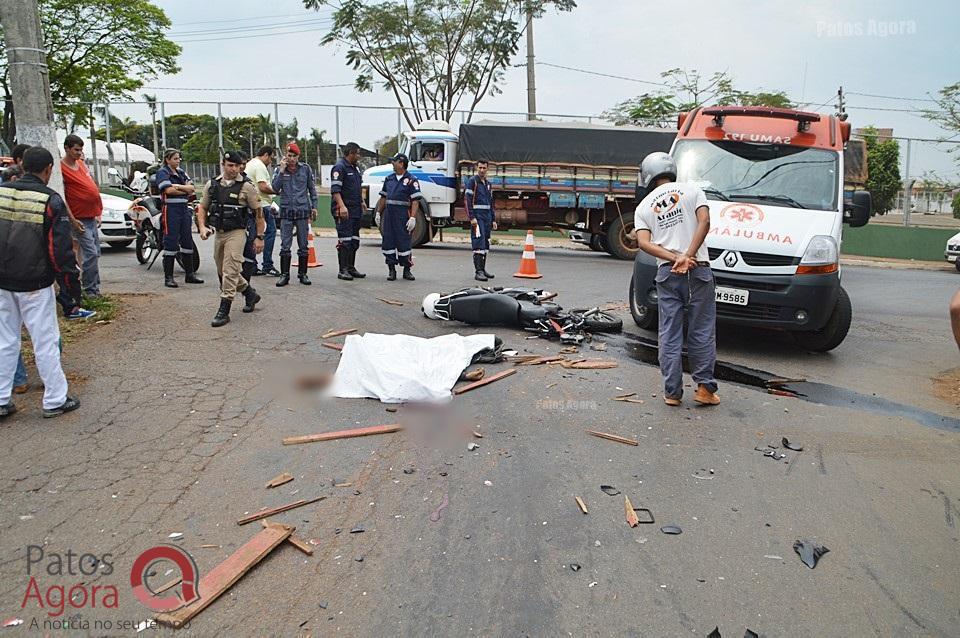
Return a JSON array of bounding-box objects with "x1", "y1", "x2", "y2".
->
[{"x1": 715, "y1": 286, "x2": 749, "y2": 306}]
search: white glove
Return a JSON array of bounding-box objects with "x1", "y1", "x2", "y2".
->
[
  {"x1": 405, "y1": 217, "x2": 417, "y2": 233},
  {"x1": 375, "y1": 211, "x2": 381, "y2": 227}
]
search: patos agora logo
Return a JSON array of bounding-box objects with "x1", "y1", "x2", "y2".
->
[
  {"x1": 129, "y1": 545, "x2": 200, "y2": 612},
  {"x1": 719, "y1": 203, "x2": 765, "y2": 228}
]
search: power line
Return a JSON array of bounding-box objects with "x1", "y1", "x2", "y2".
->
[
  {"x1": 536, "y1": 62, "x2": 670, "y2": 88},
  {"x1": 172, "y1": 13, "x2": 315, "y2": 27},
  {"x1": 175, "y1": 26, "x2": 332, "y2": 43},
  {"x1": 169, "y1": 17, "x2": 331, "y2": 37},
  {"x1": 847, "y1": 90, "x2": 938, "y2": 103},
  {"x1": 143, "y1": 83, "x2": 354, "y2": 92}
]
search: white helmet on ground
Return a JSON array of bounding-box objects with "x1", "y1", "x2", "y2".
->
[
  {"x1": 640, "y1": 152, "x2": 677, "y2": 188},
  {"x1": 422, "y1": 293, "x2": 442, "y2": 319}
]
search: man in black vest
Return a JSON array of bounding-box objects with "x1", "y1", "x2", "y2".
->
[
  {"x1": 196, "y1": 151, "x2": 265, "y2": 327},
  {"x1": 0, "y1": 147, "x2": 81, "y2": 419}
]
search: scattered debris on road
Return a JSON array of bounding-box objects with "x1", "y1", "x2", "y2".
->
[
  {"x1": 350, "y1": 525, "x2": 365, "y2": 534},
  {"x1": 467, "y1": 442, "x2": 479, "y2": 451},
  {"x1": 453, "y1": 368, "x2": 516, "y2": 395},
  {"x1": 266, "y1": 472, "x2": 294, "y2": 489},
  {"x1": 3, "y1": 618, "x2": 24, "y2": 628},
  {"x1": 660, "y1": 525, "x2": 682, "y2": 535},
  {"x1": 560, "y1": 359, "x2": 618, "y2": 370},
  {"x1": 472, "y1": 430, "x2": 483, "y2": 438},
  {"x1": 514, "y1": 355, "x2": 563, "y2": 366},
  {"x1": 376, "y1": 297, "x2": 405, "y2": 306},
  {"x1": 461, "y1": 367, "x2": 485, "y2": 381},
  {"x1": 282, "y1": 423, "x2": 403, "y2": 445},
  {"x1": 600, "y1": 485, "x2": 621, "y2": 496},
  {"x1": 156, "y1": 524, "x2": 293, "y2": 627},
  {"x1": 321, "y1": 342, "x2": 344, "y2": 351},
  {"x1": 781, "y1": 437, "x2": 803, "y2": 451},
  {"x1": 570, "y1": 563, "x2": 581, "y2": 571},
  {"x1": 321, "y1": 328, "x2": 357, "y2": 339},
  {"x1": 260, "y1": 519, "x2": 314, "y2": 555},
  {"x1": 793, "y1": 539, "x2": 830, "y2": 569},
  {"x1": 575, "y1": 496, "x2": 588, "y2": 514},
  {"x1": 587, "y1": 430, "x2": 639, "y2": 446},
  {"x1": 167, "y1": 532, "x2": 183, "y2": 540},
  {"x1": 625, "y1": 495, "x2": 640, "y2": 527},
  {"x1": 236, "y1": 496, "x2": 326, "y2": 525}
]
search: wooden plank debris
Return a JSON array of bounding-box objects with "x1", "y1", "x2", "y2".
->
[
  {"x1": 514, "y1": 355, "x2": 564, "y2": 366},
  {"x1": 625, "y1": 495, "x2": 640, "y2": 527},
  {"x1": 587, "y1": 430, "x2": 639, "y2": 446},
  {"x1": 155, "y1": 525, "x2": 293, "y2": 627},
  {"x1": 375, "y1": 297, "x2": 405, "y2": 307},
  {"x1": 282, "y1": 423, "x2": 402, "y2": 446},
  {"x1": 575, "y1": 496, "x2": 588, "y2": 514},
  {"x1": 321, "y1": 328, "x2": 357, "y2": 339},
  {"x1": 260, "y1": 520, "x2": 314, "y2": 556},
  {"x1": 266, "y1": 473, "x2": 294, "y2": 489},
  {"x1": 236, "y1": 496, "x2": 326, "y2": 526},
  {"x1": 561, "y1": 359, "x2": 618, "y2": 370},
  {"x1": 321, "y1": 342, "x2": 344, "y2": 351},
  {"x1": 612, "y1": 397, "x2": 646, "y2": 404},
  {"x1": 452, "y1": 368, "x2": 516, "y2": 395}
]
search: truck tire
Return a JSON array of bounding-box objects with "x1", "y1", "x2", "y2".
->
[
  {"x1": 411, "y1": 209, "x2": 431, "y2": 247},
  {"x1": 629, "y1": 275, "x2": 658, "y2": 330},
  {"x1": 605, "y1": 216, "x2": 639, "y2": 261},
  {"x1": 791, "y1": 287, "x2": 852, "y2": 352},
  {"x1": 588, "y1": 234, "x2": 603, "y2": 251},
  {"x1": 954, "y1": 260, "x2": 960, "y2": 273}
]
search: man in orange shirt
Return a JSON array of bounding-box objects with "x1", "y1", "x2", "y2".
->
[{"x1": 61, "y1": 135, "x2": 103, "y2": 298}]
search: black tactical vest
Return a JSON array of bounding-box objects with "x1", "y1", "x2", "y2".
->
[{"x1": 207, "y1": 177, "x2": 250, "y2": 231}]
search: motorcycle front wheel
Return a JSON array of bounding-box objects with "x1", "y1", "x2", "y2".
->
[{"x1": 569, "y1": 308, "x2": 623, "y2": 333}]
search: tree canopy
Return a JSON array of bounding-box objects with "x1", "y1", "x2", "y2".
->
[
  {"x1": 303, "y1": 0, "x2": 576, "y2": 126},
  {"x1": 860, "y1": 126, "x2": 901, "y2": 215},
  {"x1": 0, "y1": 0, "x2": 181, "y2": 148}
]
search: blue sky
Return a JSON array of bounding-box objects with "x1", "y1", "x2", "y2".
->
[{"x1": 135, "y1": 0, "x2": 959, "y2": 179}]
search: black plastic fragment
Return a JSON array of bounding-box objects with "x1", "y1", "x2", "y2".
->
[
  {"x1": 660, "y1": 525, "x2": 682, "y2": 535},
  {"x1": 570, "y1": 563, "x2": 581, "y2": 572},
  {"x1": 744, "y1": 630, "x2": 759, "y2": 638},
  {"x1": 633, "y1": 508, "x2": 655, "y2": 524},
  {"x1": 793, "y1": 539, "x2": 829, "y2": 568},
  {"x1": 707, "y1": 627, "x2": 721, "y2": 638},
  {"x1": 600, "y1": 485, "x2": 621, "y2": 496},
  {"x1": 781, "y1": 437, "x2": 803, "y2": 451},
  {"x1": 350, "y1": 525, "x2": 365, "y2": 534}
]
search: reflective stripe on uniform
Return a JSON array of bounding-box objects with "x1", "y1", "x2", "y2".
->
[
  {"x1": 165, "y1": 197, "x2": 188, "y2": 204},
  {"x1": 157, "y1": 180, "x2": 173, "y2": 190},
  {"x1": 473, "y1": 204, "x2": 491, "y2": 210},
  {"x1": 162, "y1": 249, "x2": 178, "y2": 256},
  {"x1": 0, "y1": 208, "x2": 44, "y2": 223},
  {"x1": 386, "y1": 199, "x2": 409, "y2": 206},
  {"x1": 330, "y1": 180, "x2": 343, "y2": 186},
  {"x1": 382, "y1": 248, "x2": 397, "y2": 255},
  {"x1": 410, "y1": 192, "x2": 424, "y2": 199},
  {"x1": 464, "y1": 189, "x2": 474, "y2": 195},
  {"x1": 397, "y1": 250, "x2": 412, "y2": 257}
]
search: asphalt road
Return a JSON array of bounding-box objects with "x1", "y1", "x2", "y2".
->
[{"x1": 0, "y1": 237, "x2": 957, "y2": 637}]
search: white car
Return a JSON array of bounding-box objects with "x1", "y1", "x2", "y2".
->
[
  {"x1": 98, "y1": 192, "x2": 137, "y2": 249},
  {"x1": 945, "y1": 231, "x2": 960, "y2": 272}
]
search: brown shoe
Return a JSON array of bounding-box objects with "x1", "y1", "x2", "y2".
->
[
  {"x1": 13, "y1": 383, "x2": 28, "y2": 395},
  {"x1": 694, "y1": 385, "x2": 720, "y2": 405},
  {"x1": 664, "y1": 396, "x2": 682, "y2": 407}
]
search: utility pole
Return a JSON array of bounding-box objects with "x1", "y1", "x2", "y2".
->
[
  {"x1": 1, "y1": 0, "x2": 65, "y2": 194},
  {"x1": 525, "y1": 5, "x2": 537, "y2": 121},
  {"x1": 836, "y1": 86, "x2": 845, "y2": 117}
]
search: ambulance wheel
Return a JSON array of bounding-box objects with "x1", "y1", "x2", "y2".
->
[
  {"x1": 792, "y1": 287, "x2": 852, "y2": 352},
  {"x1": 606, "y1": 216, "x2": 639, "y2": 261}
]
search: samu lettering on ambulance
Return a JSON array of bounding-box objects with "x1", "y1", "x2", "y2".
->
[
  {"x1": 722, "y1": 132, "x2": 793, "y2": 145},
  {"x1": 20, "y1": 545, "x2": 119, "y2": 617}
]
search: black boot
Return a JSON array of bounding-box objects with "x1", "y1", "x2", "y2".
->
[
  {"x1": 184, "y1": 257, "x2": 204, "y2": 284},
  {"x1": 473, "y1": 254, "x2": 488, "y2": 281},
  {"x1": 347, "y1": 246, "x2": 366, "y2": 278},
  {"x1": 163, "y1": 255, "x2": 178, "y2": 288},
  {"x1": 276, "y1": 255, "x2": 291, "y2": 287},
  {"x1": 298, "y1": 261, "x2": 312, "y2": 285},
  {"x1": 387, "y1": 265, "x2": 397, "y2": 281},
  {"x1": 241, "y1": 260, "x2": 255, "y2": 284},
  {"x1": 481, "y1": 254, "x2": 495, "y2": 279},
  {"x1": 211, "y1": 299, "x2": 231, "y2": 327},
  {"x1": 402, "y1": 265, "x2": 415, "y2": 281},
  {"x1": 242, "y1": 285, "x2": 260, "y2": 313},
  {"x1": 337, "y1": 248, "x2": 353, "y2": 280}
]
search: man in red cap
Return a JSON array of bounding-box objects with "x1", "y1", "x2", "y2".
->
[{"x1": 270, "y1": 142, "x2": 318, "y2": 286}]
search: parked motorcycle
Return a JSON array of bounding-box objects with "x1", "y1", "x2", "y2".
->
[
  {"x1": 125, "y1": 186, "x2": 200, "y2": 272},
  {"x1": 422, "y1": 287, "x2": 622, "y2": 343}
]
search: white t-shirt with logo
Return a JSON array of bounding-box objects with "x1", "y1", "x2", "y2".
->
[{"x1": 634, "y1": 182, "x2": 709, "y2": 266}]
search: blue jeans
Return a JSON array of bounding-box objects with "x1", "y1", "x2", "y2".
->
[
  {"x1": 73, "y1": 218, "x2": 101, "y2": 296},
  {"x1": 260, "y1": 210, "x2": 277, "y2": 270},
  {"x1": 655, "y1": 263, "x2": 718, "y2": 398}
]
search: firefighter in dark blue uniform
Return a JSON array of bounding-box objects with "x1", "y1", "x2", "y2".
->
[
  {"x1": 374, "y1": 153, "x2": 421, "y2": 281},
  {"x1": 156, "y1": 148, "x2": 203, "y2": 288},
  {"x1": 465, "y1": 159, "x2": 497, "y2": 281},
  {"x1": 331, "y1": 142, "x2": 366, "y2": 281}
]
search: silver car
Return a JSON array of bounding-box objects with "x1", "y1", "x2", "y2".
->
[{"x1": 98, "y1": 192, "x2": 137, "y2": 249}]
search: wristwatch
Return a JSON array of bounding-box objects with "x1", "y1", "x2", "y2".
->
[{"x1": 255, "y1": 234, "x2": 265, "y2": 240}]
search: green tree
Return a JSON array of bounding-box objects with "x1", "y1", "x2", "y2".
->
[
  {"x1": 160, "y1": 114, "x2": 217, "y2": 150},
  {"x1": 304, "y1": 0, "x2": 576, "y2": 126},
  {"x1": 860, "y1": 126, "x2": 901, "y2": 215},
  {"x1": 924, "y1": 81, "x2": 960, "y2": 165},
  {"x1": 603, "y1": 69, "x2": 794, "y2": 127},
  {"x1": 375, "y1": 134, "x2": 401, "y2": 158},
  {"x1": 0, "y1": 0, "x2": 181, "y2": 148}
]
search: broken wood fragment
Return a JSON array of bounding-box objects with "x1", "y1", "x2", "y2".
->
[
  {"x1": 612, "y1": 397, "x2": 645, "y2": 404},
  {"x1": 155, "y1": 525, "x2": 293, "y2": 627},
  {"x1": 321, "y1": 342, "x2": 344, "y2": 351},
  {"x1": 461, "y1": 367, "x2": 485, "y2": 381},
  {"x1": 561, "y1": 359, "x2": 618, "y2": 370},
  {"x1": 504, "y1": 354, "x2": 540, "y2": 363},
  {"x1": 321, "y1": 328, "x2": 357, "y2": 339},
  {"x1": 765, "y1": 377, "x2": 806, "y2": 385},
  {"x1": 614, "y1": 392, "x2": 636, "y2": 399},
  {"x1": 266, "y1": 472, "x2": 294, "y2": 489},
  {"x1": 575, "y1": 496, "x2": 588, "y2": 514},
  {"x1": 625, "y1": 495, "x2": 639, "y2": 527},
  {"x1": 514, "y1": 355, "x2": 564, "y2": 366},
  {"x1": 236, "y1": 496, "x2": 326, "y2": 526},
  {"x1": 260, "y1": 520, "x2": 314, "y2": 556},
  {"x1": 586, "y1": 430, "x2": 639, "y2": 446},
  {"x1": 375, "y1": 297, "x2": 405, "y2": 307},
  {"x1": 452, "y1": 368, "x2": 516, "y2": 395},
  {"x1": 282, "y1": 423, "x2": 403, "y2": 446}
]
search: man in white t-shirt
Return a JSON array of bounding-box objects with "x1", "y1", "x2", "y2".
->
[
  {"x1": 634, "y1": 151, "x2": 719, "y2": 407},
  {"x1": 245, "y1": 146, "x2": 279, "y2": 276}
]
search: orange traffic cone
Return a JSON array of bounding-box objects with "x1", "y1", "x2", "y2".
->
[
  {"x1": 294, "y1": 229, "x2": 322, "y2": 268},
  {"x1": 513, "y1": 230, "x2": 542, "y2": 279}
]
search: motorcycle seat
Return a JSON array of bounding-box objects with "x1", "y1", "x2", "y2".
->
[{"x1": 449, "y1": 293, "x2": 522, "y2": 326}]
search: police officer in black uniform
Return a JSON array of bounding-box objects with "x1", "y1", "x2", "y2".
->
[{"x1": 331, "y1": 142, "x2": 366, "y2": 280}]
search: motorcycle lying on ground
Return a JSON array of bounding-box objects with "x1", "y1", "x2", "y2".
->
[
  {"x1": 422, "y1": 287, "x2": 622, "y2": 344},
  {"x1": 126, "y1": 189, "x2": 201, "y2": 273}
]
